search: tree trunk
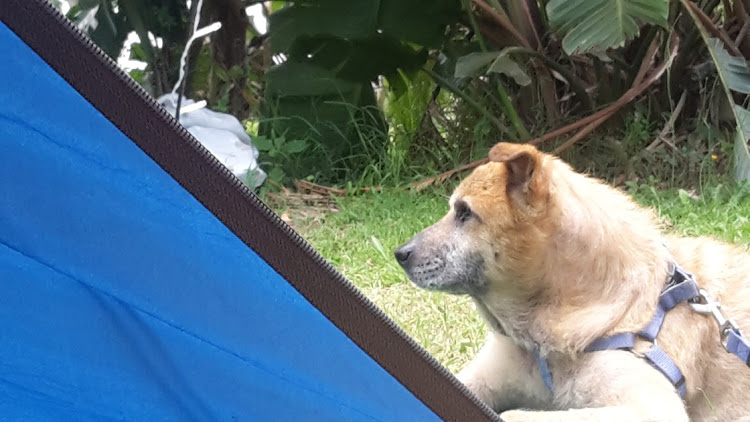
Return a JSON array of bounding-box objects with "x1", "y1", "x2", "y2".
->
[{"x1": 204, "y1": 0, "x2": 250, "y2": 117}]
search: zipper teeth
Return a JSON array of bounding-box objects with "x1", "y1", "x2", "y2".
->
[{"x1": 37, "y1": 2, "x2": 498, "y2": 419}]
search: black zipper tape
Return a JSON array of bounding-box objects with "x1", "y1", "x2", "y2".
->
[{"x1": 0, "y1": 1, "x2": 500, "y2": 420}]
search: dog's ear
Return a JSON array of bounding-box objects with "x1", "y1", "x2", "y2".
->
[
  {"x1": 503, "y1": 150, "x2": 536, "y2": 191},
  {"x1": 489, "y1": 143, "x2": 538, "y2": 194}
]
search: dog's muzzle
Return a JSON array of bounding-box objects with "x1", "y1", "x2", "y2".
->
[
  {"x1": 395, "y1": 238, "x2": 450, "y2": 289},
  {"x1": 395, "y1": 236, "x2": 486, "y2": 295}
]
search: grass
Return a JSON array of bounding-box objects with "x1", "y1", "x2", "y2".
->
[
  {"x1": 627, "y1": 181, "x2": 750, "y2": 243},
  {"x1": 268, "y1": 181, "x2": 750, "y2": 374}
]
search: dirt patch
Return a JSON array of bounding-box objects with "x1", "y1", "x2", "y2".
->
[{"x1": 263, "y1": 191, "x2": 339, "y2": 233}]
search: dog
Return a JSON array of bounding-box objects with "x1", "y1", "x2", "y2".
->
[{"x1": 395, "y1": 142, "x2": 750, "y2": 421}]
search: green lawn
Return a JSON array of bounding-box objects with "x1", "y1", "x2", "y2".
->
[{"x1": 270, "y1": 182, "x2": 750, "y2": 373}]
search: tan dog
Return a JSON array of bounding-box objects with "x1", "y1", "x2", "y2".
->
[{"x1": 395, "y1": 142, "x2": 750, "y2": 421}]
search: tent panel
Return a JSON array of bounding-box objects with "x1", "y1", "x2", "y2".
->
[{"x1": 0, "y1": 22, "x2": 439, "y2": 421}]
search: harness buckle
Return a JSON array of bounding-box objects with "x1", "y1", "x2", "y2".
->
[{"x1": 689, "y1": 289, "x2": 741, "y2": 347}]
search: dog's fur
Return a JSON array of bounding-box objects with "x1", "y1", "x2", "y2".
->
[{"x1": 395, "y1": 143, "x2": 750, "y2": 421}]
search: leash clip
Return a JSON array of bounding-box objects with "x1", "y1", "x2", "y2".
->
[{"x1": 689, "y1": 289, "x2": 740, "y2": 347}]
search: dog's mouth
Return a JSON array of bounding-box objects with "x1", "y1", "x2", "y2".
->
[
  {"x1": 403, "y1": 256, "x2": 448, "y2": 289},
  {"x1": 395, "y1": 242, "x2": 487, "y2": 295}
]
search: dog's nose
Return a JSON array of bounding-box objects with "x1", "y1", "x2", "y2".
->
[{"x1": 394, "y1": 243, "x2": 413, "y2": 266}]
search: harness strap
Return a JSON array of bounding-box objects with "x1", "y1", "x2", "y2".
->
[
  {"x1": 583, "y1": 264, "x2": 699, "y2": 397},
  {"x1": 584, "y1": 333, "x2": 635, "y2": 351},
  {"x1": 689, "y1": 287, "x2": 750, "y2": 368},
  {"x1": 533, "y1": 349, "x2": 554, "y2": 393},
  {"x1": 643, "y1": 345, "x2": 687, "y2": 397},
  {"x1": 638, "y1": 280, "x2": 700, "y2": 340},
  {"x1": 534, "y1": 262, "x2": 750, "y2": 398},
  {"x1": 726, "y1": 330, "x2": 750, "y2": 364}
]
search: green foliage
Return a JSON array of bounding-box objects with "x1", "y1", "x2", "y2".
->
[
  {"x1": 706, "y1": 38, "x2": 750, "y2": 95},
  {"x1": 684, "y1": 1, "x2": 750, "y2": 184},
  {"x1": 732, "y1": 107, "x2": 750, "y2": 182},
  {"x1": 455, "y1": 51, "x2": 531, "y2": 86},
  {"x1": 263, "y1": 0, "x2": 460, "y2": 184},
  {"x1": 542, "y1": 0, "x2": 750, "y2": 185},
  {"x1": 252, "y1": 133, "x2": 310, "y2": 184},
  {"x1": 68, "y1": 0, "x2": 750, "y2": 188},
  {"x1": 261, "y1": 73, "x2": 388, "y2": 182},
  {"x1": 65, "y1": 0, "x2": 130, "y2": 58},
  {"x1": 270, "y1": 0, "x2": 458, "y2": 52},
  {"x1": 621, "y1": 106, "x2": 655, "y2": 155},
  {"x1": 381, "y1": 68, "x2": 437, "y2": 182},
  {"x1": 547, "y1": 0, "x2": 669, "y2": 54},
  {"x1": 449, "y1": 52, "x2": 498, "y2": 79},
  {"x1": 56, "y1": 0, "x2": 189, "y2": 96},
  {"x1": 704, "y1": 38, "x2": 750, "y2": 182}
]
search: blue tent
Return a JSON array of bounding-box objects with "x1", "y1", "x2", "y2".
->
[{"x1": 0, "y1": 1, "x2": 497, "y2": 420}]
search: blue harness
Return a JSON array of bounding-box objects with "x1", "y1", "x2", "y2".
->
[{"x1": 535, "y1": 263, "x2": 750, "y2": 397}]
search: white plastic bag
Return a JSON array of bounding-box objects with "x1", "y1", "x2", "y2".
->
[{"x1": 157, "y1": 93, "x2": 267, "y2": 189}]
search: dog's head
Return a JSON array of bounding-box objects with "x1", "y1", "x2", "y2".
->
[{"x1": 395, "y1": 142, "x2": 554, "y2": 296}]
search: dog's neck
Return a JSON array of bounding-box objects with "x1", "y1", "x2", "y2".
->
[{"x1": 477, "y1": 165, "x2": 671, "y2": 357}]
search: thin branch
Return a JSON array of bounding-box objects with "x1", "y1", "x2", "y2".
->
[
  {"x1": 473, "y1": 2, "x2": 562, "y2": 118},
  {"x1": 462, "y1": 0, "x2": 487, "y2": 51},
  {"x1": 625, "y1": 26, "x2": 658, "y2": 88},
  {"x1": 472, "y1": 0, "x2": 532, "y2": 49},
  {"x1": 409, "y1": 39, "x2": 678, "y2": 189},
  {"x1": 503, "y1": 47, "x2": 593, "y2": 110},
  {"x1": 411, "y1": 159, "x2": 489, "y2": 191},
  {"x1": 646, "y1": 90, "x2": 688, "y2": 152},
  {"x1": 422, "y1": 67, "x2": 517, "y2": 140},
  {"x1": 494, "y1": 75, "x2": 531, "y2": 140},
  {"x1": 551, "y1": 37, "x2": 680, "y2": 154},
  {"x1": 519, "y1": 0, "x2": 543, "y2": 50},
  {"x1": 486, "y1": 0, "x2": 510, "y2": 20},
  {"x1": 735, "y1": 1, "x2": 749, "y2": 26},
  {"x1": 528, "y1": 37, "x2": 670, "y2": 146},
  {"x1": 633, "y1": 36, "x2": 660, "y2": 87},
  {"x1": 722, "y1": 0, "x2": 734, "y2": 21},
  {"x1": 293, "y1": 180, "x2": 381, "y2": 196},
  {"x1": 682, "y1": 0, "x2": 743, "y2": 56},
  {"x1": 409, "y1": 36, "x2": 679, "y2": 189},
  {"x1": 552, "y1": 114, "x2": 609, "y2": 155},
  {"x1": 735, "y1": 18, "x2": 750, "y2": 47},
  {"x1": 463, "y1": 0, "x2": 530, "y2": 139}
]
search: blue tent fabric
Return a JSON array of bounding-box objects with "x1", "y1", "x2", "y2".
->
[
  {"x1": 0, "y1": 21, "x2": 440, "y2": 421},
  {"x1": 0, "y1": 2, "x2": 499, "y2": 421}
]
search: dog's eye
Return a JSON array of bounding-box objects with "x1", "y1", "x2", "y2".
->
[{"x1": 454, "y1": 200, "x2": 473, "y2": 223}]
